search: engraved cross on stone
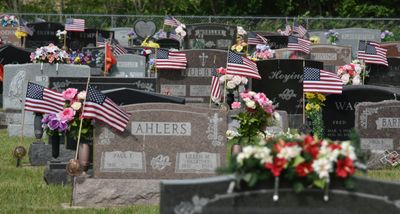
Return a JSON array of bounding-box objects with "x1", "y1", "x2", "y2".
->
[{"x1": 199, "y1": 52, "x2": 209, "y2": 67}]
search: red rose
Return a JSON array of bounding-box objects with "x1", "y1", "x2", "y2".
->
[
  {"x1": 264, "y1": 157, "x2": 287, "y2": 177},
  {"x1": 295, "y1": 162, "x2": 313, "y2": 177},
  {"x1": 304, "y1": 135, "x2": 314, "y2": 145},
  {"x1": 328, "y1": 143, "x2": 342, "y2": 151},
  {"x1": 335, "y1": 157, "x2": 355, "y2": 178}
]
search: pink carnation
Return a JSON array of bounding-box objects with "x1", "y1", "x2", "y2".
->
[
  {"x1": 231, "y1": 102, "x2": 241, "y2": 109},
  {"x1": 240, "y1": 90, "x2": 251, "y2": 99},
  {"x1": 254, "y1": 92, "x2": 269, "y2": 107},
  {"x1": 58, "y1": 107, "x2": 75, "y2": 121},
  {"x1": 62, "y1": 88, "x2": 78, "y2": 100}
]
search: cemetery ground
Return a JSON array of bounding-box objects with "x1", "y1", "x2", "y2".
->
[
  {"x1": 0, "y1": 130, "x2": 159, "y2": 213},
  {"x1": 0, "y1": 128, "x2": 400, "y2": 213}
]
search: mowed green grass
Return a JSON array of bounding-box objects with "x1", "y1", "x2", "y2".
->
[
  {"x1": 0, "y1": 130, "x2": 159, "y2": 214},
  {"x1": 1, "y1": 129, "x2": 400, "y2": 213}
]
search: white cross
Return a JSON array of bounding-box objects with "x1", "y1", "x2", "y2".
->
[{"x1": 199, "y1": 52, "x2": 209, "y2": 67}]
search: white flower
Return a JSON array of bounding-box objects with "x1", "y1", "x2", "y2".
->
[
  {"x1": 232, "y1": 75, "x2": 242, "y2": 85},
  {"x1": 277, "y1": 145, "x2": 302, "y2": 160},
  {"x1": 245, "y1": 100, "x2": 256, "y2": 109},
  {"x1": 273, "y1": 112, "x2": 281, "y2": 122},
  {"x1": 352, "y1": 76, "x2": 361, "y2": 85},
  {"x1": 312, "y1": 158, "x2": 333, "y2": 179},
  {"x1": 318, "y1": 141, "x2": 340, "y2": 162},
  {"x1": 226, "y1": 81, "x2": 237, "y2": 89},
  {"x1": 71, "y1": 102, "x2": 82, "y2": 111},
  {"x1": 354, "y1": 64, "x2": 362, "y2": 74},
  {"x1": 225, "y1": 74, "x2": 234, "y2": 80},
  {"x1": 340, "y1": 141, "x2": 357, "y2": 160},
  {"x1": 337, "y1": 68, "x2": 344, "y2": 75},
  {"x1": 241, "y1": 77, "x2": 248, "y2": 85},
  {"x1": 77, "y1": 91, "x2": 86, "y2": 100},
  {"x1": 237, "y1": 26, "x2": 247, "y2": 35},
  {"x1": 218, "y1": 75, "x2": 226, "y2": 84},
  {"x1": 254, "y1": 147, "x2": 272, "y2": 164},
  {"x1": 341, "y1": 73, "x2": 350, "y2": 85},
  {"x1": 226, "y1": 129, "x2": 238, "y2": 140},
  {"x1": 248, "y1": 91, "x2": 256, "y2": 97}
]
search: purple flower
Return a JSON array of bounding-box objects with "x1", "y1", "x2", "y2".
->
[
  {"x1": 48, "y1": 118, "x2": 60, "y2": 130},
  {"x1": 42, "y1": 113, "x2": 56, "y2": 124},
  {"x1": 58, "y1": 120, "x2": 68, "y2": 132}
]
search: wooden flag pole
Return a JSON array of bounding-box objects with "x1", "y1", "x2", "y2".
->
[
  {"x1": 223, "y1": 49, "x2": 230, "y2": 109},
  {"x1": 95, "y1": 30, "x2": 98, "y2": 47},
  {"x1": 209, "y1": 55, "x2": 217, "y2": 108},
  {"x1": 103, "y1": 42, "x2": 107, "y2": 76},
  {"x1": 302, "y1": 60, "x2": 306, "y2": 124},
  {"x1": 154, "y1": 48, "x2": 158, "y2": 78},
  {"x1": 74, "y1": 75, "x2": 91, "y2": 161}
]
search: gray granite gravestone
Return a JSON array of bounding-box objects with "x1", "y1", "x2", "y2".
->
[
  {"x1": 310, "y1": 44, "x2": 352, "y2": 72},
  {"x1": 3, "y1": 63, "x2": 90, "y2": 137},
  {"x1": 133, "y1": 20, "x2": 156, "y2": 39},
  {"x1": 355, "y1": 100, "x2": 400, "y2": 169},
  {"x1": 111, "y1": 27, "x2": 133, "y2": 47},
  {"x1": 184, "y1": 23, "x2": 237, "y2": 50},
  {"x1": 274, "y1": 48, "x2": 310, "y2": 60},
  {"x1": 367, "y1": 58, "x2": 400, "y2": 87},
  {"x1": 110, "y1": 54, "x2": 146, "y2": 77},
  {"x1": 158, "y1": 49, "x2": 227, "y2": 103},
  {"x1": 381, "y1": 42, "x2": 400, "y2": 58},
  {"x1": 335, "y1": 28, "x2": 381, "y2": 57}
]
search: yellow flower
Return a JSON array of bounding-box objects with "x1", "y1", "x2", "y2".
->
[
  {"x1": 310, "y1": 36, "x2": 320, "y2": 44},
  {"x1": 235, "y1": 45, "x2": 243, "y2": 52},
  {"x1": 15, "y1": 31, "x2": 27, "y2": 39},
  {"x1": 306, "y1": 103, "x2": 313, "y2": 111},
  {"x1": 231, "y1": 45, "x2": 236, "y2": 51},
  {"x1": 305, "y1": 93, "x2": 315, "y2": 99},
  {"x1": 317, "y1": 93, "x2": 326, "y2": 102},
  {"x1": 314, "y1": 104, "x2": 321, "y2": 111},
  {"x1": 74, "y1": 57, "x2": 81, "y2": 63}
]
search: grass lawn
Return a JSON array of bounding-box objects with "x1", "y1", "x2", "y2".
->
[{"x1": 1, "y1": 129, "x2": 399, "y2": 213}]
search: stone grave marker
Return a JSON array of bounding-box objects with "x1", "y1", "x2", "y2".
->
[
  {"x1": 102, "y1": 88, "x2": 185, "y2": 105},
  {"x1": 157, "y1": 49, "x2": 227, "y2": 103},
  {"x1": 156, "y1": 38, "x2": 180, "y2": 50},
  {"x1": 310, "y1": 44, "x2": 352, "y2": 72},
  {"x1": 68, "y1": 29, "x2": 113, "y2": 50},
  {"x1": 109, "y1": 54, "x2": 146, "y2": 77},
  {"x1": 0, "y1": 44, "x2": 31, "y2": 65},
  {"x1": 81, "y1": 47, "x2": 104, "y2": 75},
  {"x1": 184, "y1": 23, "x2": 236, "y2": 50},
  {"x1": 355, "y1": 100, "x2": 400, "y2": 169},
  {"x1": 94, "y1": 103, "x2": 228, "y2": 179},
  {"x1": 49, "y1": 76, "x2": 157, "y2": 92},
  {"x1": 26, "y1": 22, "x2": 64, "y2": 48},
  {"x1": 274, "y1": 48, "x2": 310, "y2": 60},
  {"x1": 0, "y1": 26, "x2": 21, "y2": 47},
  {"x1": 263, "y1": 35, "x2": 288, "y2": 49},
  {"x1": 336, "y1": 28, "x2": 381, "y2": 57},
  {"x1": 381, "y1": 42, "x2": 400, "y2": 57},
  {"x1": 367, "y1": 58, "x2": 400, "y2": 87},
  {"x1": 111, "y1": 27, "x2": 133, "y2": 47},
  {"x1": 322, "y1": 85, "x2": 400, "y2": 141},
  {"x1": 133, "y1": 20, "x2": 156, "y2": 39},
  {"x1": 3, "y1": 63, "x2": 90, "y2": 136},
  {"x1": 252, "y1": 59, "x2": 323, "y2": 114}
]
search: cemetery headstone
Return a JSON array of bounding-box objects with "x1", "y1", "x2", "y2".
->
[
  {"x1": 156, "y1": 38, "x2": 180, "y2": 50},
  {"x1": 367, "y1": 58, "x2": 400, "y2": 87},
  {"x1": 68, "y1": 29, "x2": 113, "y2": 50},
  {"x1": 0, "y1": 44, "x2": 31, "y2": 65},
  {"x1": 94, "y1": 103, "x2": 228, "y2": 179},
  {"x1": 102, "y1": 88, "x2": 185, "y2": 105},
  {"x1": 49, "y1": 76, "x2": 157, "y2": 93},
  {"x1": 355, "y1": 100, "x2": 400, "y2": 169},
  {"x1": 81, "y1": 47, "x2": 104, "y2": 75},
  {"x1": 252, "y1": 59, "x2": 323, "y2": 114},
  {"x1": 274, "y1": 48, "x2": 310, "y2": 60},
  {"x1": 157, "y1": 49, "x2": 227, "y2": 103},
  {"x1": 133, "y1": 20, "x2": 156, "y2": 39},
  {"x1": 3, "y1": 63, "x2": 90, "y2": 137},
  {"x1": 323, "y1": 85, "x2": 400, "y2": 141},
  {"x1": 110, "y1": 54, "x2": 146, "y2": 77},
  {"x1": 335, "y1": 28, "x2": 381, "y2": 57},
  {"x1": 263, "y1": 35, "x2": 288, "y2": 49},
  {"x1": 310, "y1": 44, "x2": 352, "y2": 72},
  {"x1": 381, "y1": 42, "x2": 400, "y2": 57},
  {"x1": 26, "y1": 22, "x2": 64, "y2": 48},
  {"x1": 0, "y1": 26, "x2": 21, "y2": 47},
  {"x1": 111, "y1": 27, "x2": 133, "y2": 47},
  {"x1": 184, "y1": 23, "x2": 236, "y2": 50}
]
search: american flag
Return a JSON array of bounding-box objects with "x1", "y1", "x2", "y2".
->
[
  {"x1": 303, "y1": 67, "x2": 343, "y2": 94},
  {"x1": 293, "y1": 21, "x2": 307, "y2": 38},
  {"x1": 164, "y1": 15, "x2": 181, "y2": 27},
  {"x1": 210, "y1": 64, "x2": 221, "y2": 101},
  {"x1": 155, "y1": 49, "x2": 187, "y2": 70},
  {"x1": 247, "y1": 32, "x2": 268, "y2": 45},
  {"x1": 82, "y1": 85, "x2": 130, "y2": 132},
  {"x1": 288, "y1": 36, "x2": 311, "y2": 54},
  {"x1": 357, "y1": 40, "x2": 388, "y2": 66},
  {"x1": 65, "y1": 18, "x2": 85, "y2": 32},
  {"x1": 24, "y1": 82, "x2": 65, "y2": 114},
  {"x1": 226, "y1": 51, "x2": 261, "y2": 79},
  {"x1": 112, "y1": 43, "x2": 128, "y2": 56}
]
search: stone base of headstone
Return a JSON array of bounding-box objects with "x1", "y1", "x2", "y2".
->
[
  {"x1": 29, "y1": 142, "x2": 76, "y2": 166},
  {"x1": 72, "y1": 178, "x2": 160, "y2": 207},
  {"x1": 43, "y1": 162, "x2": 93, "y2": 185},
  {"x1": 0, "y1": 111, "x2": 6, "y2": 129}
]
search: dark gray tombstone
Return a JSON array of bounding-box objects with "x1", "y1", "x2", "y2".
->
[
  {"x1": 157, "y1": 49, "x2": 227, "y2": 103},
  {"x1": 381, "y1": 42, "x2": 400, "y2": 58},
  {"x1": 323, "y1": 85, "x2": 400, "y2": 141},
  {"x1": 355, "y1": 100, "x2": 400, "y2": 169},
  {"x1": 0, "y1": 44, "x2": 31, "y2": 65},
  {"x1": 252, "y1": 59, "x2": 323, "y2": 114},
  {"x1": 310, "y1": 44, "x2": 352, "y2": 72},
  {"x1": 160, "y1": 175, "x2": 400, "y2": 214},
  {"x1": 68, "y1": 29, "x2": 113, "y2": 50},
  {"x1": 26, "y1": 22, "x2": 64, "y2": 48},
  {"x1": 133, "y1": 20, "x2": 156, "y2": 39},
  {"x1": 184, "y1": 23, "x2": 236, "y2": 50},
  {"x1": 48, "y1": 76, "x2": 157, "y2": 92},
  {"x1": 156, "y1": 38, "x2": 180, "y2": 50},
  {"x1": 110, "y1": 54, "x2": 146, "y2": 77},
  {"x1": 102, "y1": 88, "x2": 185, "y2": 105},
  {"x1": 264, "y1": 35, "x2": 288, "y2": 49},
  {"x1": 367, "y1": 58, "x2": 400, "y2": 88}
]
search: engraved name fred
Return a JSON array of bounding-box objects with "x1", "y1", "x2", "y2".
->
[{"x1": 131, "y1": 122, "x2": 191, "y2": 136}]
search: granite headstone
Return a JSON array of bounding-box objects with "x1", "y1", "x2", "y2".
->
[
  {"x1": 263, "y1": 35, "x2": 288, "y2": 49},
  {"x1": 355, "y1": 100, "x2": 400, "y2": 169},
  {"x1": 156, "y1": 38, "x2": 180, "y2": 50},
  {"x1": 26, "y1": 22, "x2": 64, "y2": 48},
  {"x1": 81, "y1": 47, "x2": 104, "y2": 75},
  {"x1": 274, "y1": 48, "x2": 310, "y2": 60},
  {"x1": 0, "y1": 26, "x2": 21, "y2": 47},
  {"x1": 94, "y1": 103, "x2": 228, "y2": 179},
  {"x1": 335, "y1": 28, "x2": 381, "y2": 57},
  {"x1": 310, "y1": 44, "x2": 352, "y2": 72},
  {"x1": 381, "y1": 42, "x2": 400, "y2": 57},
  {"x1": 184, "y1": 23, "x2": 236, "y2": 50},
  {"x1": 68, "y1": 29, "x2": 113, "y2": 50},
  {"x1": 110, "y1": 54, "x2": 146, "y2": 77},
  {"x1": 323, "y1": 85, "x2": 400, "y2": 140},
  {"x1": 0, "y1": 44, "x2": 31, "y2": 65},
  {"x1": 111, "y1": 27, "x2": 133, "y2": 47},
  {"x1": 367, "y1": 58, "x2": 400, "y2": 87},
  {"x1": 157, "y1": 49, "x2": 227, "y2": 103},
  {"x1": 133, "y1": 20, "x2": 156, "y2": 39},
  {"x1": 102, "y1": 88, "x2": 185, "y2": 105}
]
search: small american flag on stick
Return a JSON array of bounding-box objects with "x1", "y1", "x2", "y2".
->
[
  {"x1": 303, "y1": 67, "x2": 343, "y2": 94},
  {"x1": 288, "y1": 36, "x2": 311, "y2": 54},
  {"x1": 24, "y1": 82, "x2": 65, "y2": 114},
  {"x1": 226, "y1": 51, "x2": 261, "y2": 79},
  {"x1": 155, "y1": 49, "x2": 187, "y2": 70},
  {"x1": 357, "y1": 40, "x2": 388, "y2": 66},
  {"x1": 65, "y1": 18, "x2": 85, "y2": 32}
]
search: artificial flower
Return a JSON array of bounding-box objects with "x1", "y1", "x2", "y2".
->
[{"x1": 62, "y1": 88, "x2": 78, "y2": 101}]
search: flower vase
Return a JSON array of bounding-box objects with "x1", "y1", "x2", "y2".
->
[
  {"x1": 231, "y1": 144, "x2": 242, "y2": 156},
  {"x1": 49, "y1": 135, "x2": 60, "y2": 160},
  {"x1": 33, "y1": 113, "x2": 44, "y2": 143},
  {"x1": 66, "y1": 135, "x2": 77, "y2": 150},
  {"x1": 226, "y1": 93, "x2": 235, "y2": 110}
]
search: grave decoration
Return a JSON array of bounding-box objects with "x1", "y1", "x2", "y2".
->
[
  {"x1": 68, "y1": 50, "x2": 93, "y2": 65},
  {"x1": 30, "y1": 43, "x2": 69, "y2": 64},
  {"x1": 250, "y1": 44, "x2": 274, "y2": 61},
  {"x1": 324, "y1": 29, "x2": 339, "y2": 45},
  {"x1": 226, "y1": 90, "x2": 279, "y2": 148},
  {"x1": 336, "y1": 60, "x2": 366, "y2": 85},
  {"x1": 222, "y1": 133, "x2": 357, "y2": 198},
  {"x1": 304, "y1": 92, "x2": 326, "y2": 138},
  {"x1": 216, "y1": 67, "x2": 248, "y2": 105},
  {"x1": 0, "y1": 14, "x2": 19, "y2": 27},
  {"x1": 380, "y1": 30, "x2": 395, "y2": 42},
  {"x1": 309, "y1": 36, "x2": 320, "y2": 44},
  {"x1": 230, "y1": 26, "x2": 247, "y2": 54}
]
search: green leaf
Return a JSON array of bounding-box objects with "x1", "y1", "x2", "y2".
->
[
  {"x1": 293, "y1": 182, "x2": 304, "y2": 193},
  {"x1": 344, "y1": 178, "x2": 355, "y2": 189},
  {"x1": 292, "y1": 156, "x2": 305, "y2": 167},
  {"x1": 313, "y1": 179, "x2": 326, "y2": 189}
]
